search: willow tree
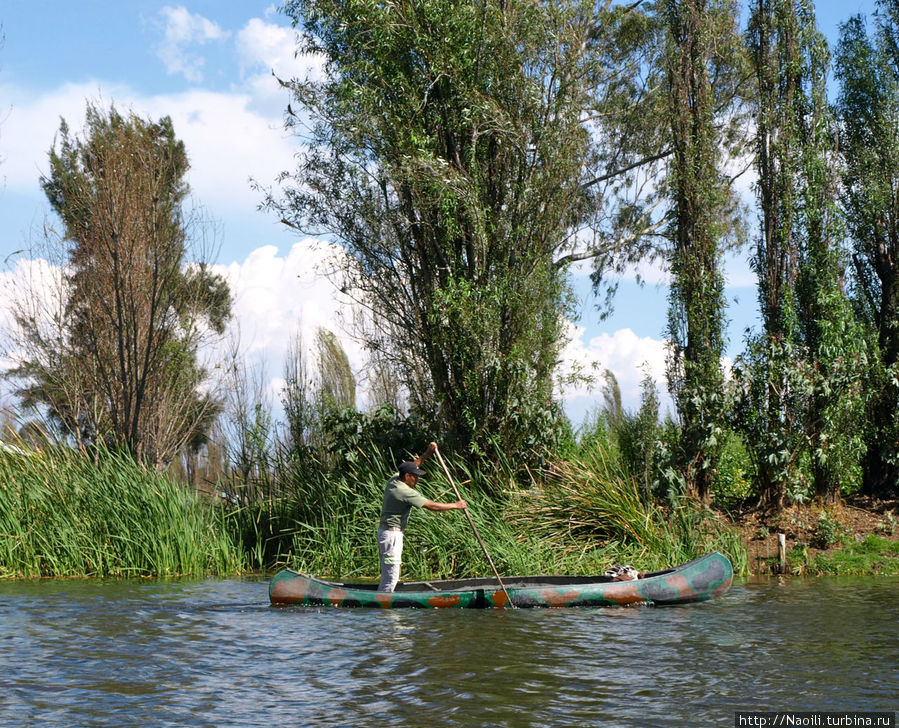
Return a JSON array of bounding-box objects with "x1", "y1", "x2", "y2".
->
[
  {"x1": 835, "y1": 5, "x2": 899, "y2": 499},
  {"x1": 8, "y1": 103, "x2": 230, "y2": 465},
  {"x1": 268, "y1": 0, "x2": 604, "y2": 460},
  {"x1": 661, "y1": 0, "x2": 745, "y2": 502},
  {"x1": 315, "y1": 328, "x2": 355, "y2": 412},
  {"x1": 280, "y1": 326, "x2": 357, "y2": 465}
]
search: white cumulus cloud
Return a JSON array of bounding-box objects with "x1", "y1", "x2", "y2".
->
[
  {"x1": 156, "y1": 6, "x2": 231, "y2": 83},
  {"x1": 208, "y1": 240, "x2": 366, "y2": 407},
  {"x1": 237, "y1": 19, "x2": 298, "y2": 77},
  {"x1": 215, "y1": 239, "x2": 358, "y2": 359},
  {"x1": 235, "y1": 17, "x2": 327, "y2": 113},
  {"x1": 138, "y1": 89, "x2": 295, "y2": 212},
  {"x1": 558, "y1": 323, "x2": 673, "y2": 425}
]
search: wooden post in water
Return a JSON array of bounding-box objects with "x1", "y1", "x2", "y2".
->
[{"x1": 777, "y1": 533, "x2": 786, "y2": 574}]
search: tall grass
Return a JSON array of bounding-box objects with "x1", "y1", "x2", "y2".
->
[
  {"x1": 0, "y1": 434, "x2": 747, "y2": 580},
  {"x1": 505, "y1": 448, "x2": 748, "y2": 575},
  {"x1": 254, "y1": 444, "x2": 747, "y2": 581},
  {"x1": 0, "y1": 445, "x2": 245, "y2": 578}
]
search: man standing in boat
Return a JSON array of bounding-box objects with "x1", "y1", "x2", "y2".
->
[{"x1": 378, "y1": 441, "x2": 467, "y2": 592}]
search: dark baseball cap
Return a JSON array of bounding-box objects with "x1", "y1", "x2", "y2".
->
[{"x1": 398, "y1": 461, "x2": 426, "y2": 477}]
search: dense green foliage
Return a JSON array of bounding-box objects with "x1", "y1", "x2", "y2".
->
[
  {"x1": 662, "y1": 0, "x2": 745, "y2": 502},
  {"x1": 0, "y1": 446, "x2": 243, "y2": 578},
  {"x1": 834, "y1": 4, "x2": 899, "y2": 497}
]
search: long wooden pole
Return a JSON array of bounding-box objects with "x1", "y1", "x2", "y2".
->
[{"x1": 433, "y1": 447, "x2": 515, "y2": 609}]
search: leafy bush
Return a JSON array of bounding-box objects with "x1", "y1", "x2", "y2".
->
[
  {"x1": 814, "y1": 510, "x2": 848, "y2": 548},
  {"x1": 712, "y1": 431, "x2": 754, "y2": 506}
]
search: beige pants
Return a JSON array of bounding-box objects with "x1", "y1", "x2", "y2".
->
[{"x1": 377, "y1": 527, "x2": 403, "y2": 592}]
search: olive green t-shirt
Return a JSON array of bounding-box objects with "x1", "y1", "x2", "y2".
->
[{"x1": 379, "y1": 475, "x2": 428, "y2": 531}]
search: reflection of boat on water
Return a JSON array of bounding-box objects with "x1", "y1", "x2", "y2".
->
[{"x1": 268, "y1": 551, "x2": 733, "y2": 609}]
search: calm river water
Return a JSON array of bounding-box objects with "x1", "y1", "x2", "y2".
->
[{"x1": 0, "y1": 576, "x2": 896, "y2": 727}]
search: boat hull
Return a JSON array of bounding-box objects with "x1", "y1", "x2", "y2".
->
[{"x1": 269, "y1": 552, "x2": 733, "y2": 609}]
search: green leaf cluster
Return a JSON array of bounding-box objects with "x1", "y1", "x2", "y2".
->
[{"x1": 271, "y1": 0, "x2": 599, "y2": 466}]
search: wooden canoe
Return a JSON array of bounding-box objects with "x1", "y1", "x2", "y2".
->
[{"x1": 268, "y1": 551, "x2": 733, "y2": 609}]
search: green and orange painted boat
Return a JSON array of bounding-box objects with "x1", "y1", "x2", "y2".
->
[{"x1": 269, "y1": 551, "x2": 733, "y2": 609}]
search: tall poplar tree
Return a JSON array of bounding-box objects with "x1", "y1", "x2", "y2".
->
[
  {"x1": 661, "y1": 0, "x2": 744, "y2": 502},
  {"x1": 792, "y1": 2, "x2": 865, "y2": 505},
  {"x1": 835, "y1": 4, "x2": 899, "y2": 498},
  {"x1": 739, "y1": 0, "x2": 805, "y2": 509},
  {"x1": 740, "y1": 0, "x2": 864, "y2": 508}
]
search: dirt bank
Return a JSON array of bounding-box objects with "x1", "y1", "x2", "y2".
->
[{"x1": 722, "y1": 495, "x2": 899, "y2": 575}]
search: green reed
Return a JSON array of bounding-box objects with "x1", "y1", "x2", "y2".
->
[
  {"x1": 502, "y1": 449, "x2": 747, "y2": 575},
  {"x1": 0, "y1": 436, "x2": 747, "y2": 581},
  {"x1": 263, "y1": 445, "x2": 747, "y2": 580},
  {"x1": 0, "y1": 445, "x2": 245, "y2": 578}
]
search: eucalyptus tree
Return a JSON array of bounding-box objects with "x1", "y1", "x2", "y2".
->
[
  {"x1": 835, "y1": 4, "x2": 899, "y2": 498},
  {"x1": 267, "y1": 0, "x2": 653, "y2": 461},
  {"x1": 660, "y1": 0, "x2": 746, "y2": 502},
  {"x1": 7, "y1": 103, "x2": 231, "y2": 466}
]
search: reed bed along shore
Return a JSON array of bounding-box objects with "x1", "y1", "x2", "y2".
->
[
  {"x1": 229, "y1": 447, "x2": 749, "y2": 581},
  {"x1": 0, "y1": 446, "x2": 243, "y2": 578},
  {"x1": 0, "y1": 443, "x2": 747, "y2": 580}
]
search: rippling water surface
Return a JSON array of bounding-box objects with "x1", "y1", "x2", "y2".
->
[{"x1": 1, "y1": 576, "x2": 896, "y2": 727}]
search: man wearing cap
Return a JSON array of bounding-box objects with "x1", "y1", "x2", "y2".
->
[{"x1": 377, "y1": 441, "x2": 467, "y2": 592}]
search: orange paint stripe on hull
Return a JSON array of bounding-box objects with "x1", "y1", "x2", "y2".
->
[
  {"x1": 663, "y1": 573, "x2": 698, "y2": 601},
  {"x1": 538, "y1": 589, "x2": 580, "y2": 607},
  {"x1": 490, "y1": 590, "x2": 511, "y2": 608},
  {"x1": 270, "y1": 577, "x2": 308, "y2": 605},
  {"x1": 327, "y1": 588, "x2": 348, "y2": 607},
  {"x1": 428, "y1": 595, "x2": 462, "y2": 608},
  {"x1": 603, "y1": 583, "x2": 646, "y2": 606}
]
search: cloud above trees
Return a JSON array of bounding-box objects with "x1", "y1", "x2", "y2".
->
[{"x1": 155, "y1": 6, "x2": 231, "y2": 82}]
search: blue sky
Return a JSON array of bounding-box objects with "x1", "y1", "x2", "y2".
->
[
  {"x1": 0, "y1": 1, "x2": 880, "y2": 424},
  {"x1": 1, "y1": 3, "x2": 303, "y2": 261}
]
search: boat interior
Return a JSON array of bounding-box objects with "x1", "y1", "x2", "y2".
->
[{"x1": 320, "y1": 567, "x2": 678, "y2": 592}]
